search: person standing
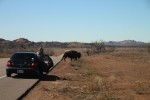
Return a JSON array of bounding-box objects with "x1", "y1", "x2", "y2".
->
[{"x1": 37, "y1": 46, "x2": 44, "y2": 60}]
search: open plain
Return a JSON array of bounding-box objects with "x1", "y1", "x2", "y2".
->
[{"x1": 23, "y1": 49, "x2": 150, "y2": 100}]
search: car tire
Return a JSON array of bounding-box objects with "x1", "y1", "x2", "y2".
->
[
  {"x1": 6, "y1": 72, "x2": 11, "y2": 77},
  {"x1": 49, "y1": 58, "x2": 54, "y2": 67},
  {"x1": 37, "y1": 69, "x2": 43, "y2": 78}
]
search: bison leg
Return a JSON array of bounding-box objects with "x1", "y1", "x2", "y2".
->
[
  {"x1": 62, "y1": 56, "x2": 66, "y2": 61},
  {"x1": 64, "y1": 57, "x2": 66, "y2": 61}
]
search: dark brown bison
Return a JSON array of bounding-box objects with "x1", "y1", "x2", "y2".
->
[{"x1": 62, "y1": 50, "x2": 81, "y2": 61}]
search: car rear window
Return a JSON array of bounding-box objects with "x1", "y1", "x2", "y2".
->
[{"x1": 11, "y1": 53, "x2": 36, "y2": 61}]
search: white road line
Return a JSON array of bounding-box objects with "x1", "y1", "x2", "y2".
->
[{"x1": 0, "y1": 75, "x2": 6, "y2": 80}]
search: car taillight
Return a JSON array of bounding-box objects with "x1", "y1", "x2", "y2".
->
[
  {"x1": 6, "y1": 61, "x2": 13, "y2": 67},
  {"x1": 31, "y1": 62, "x2": 37, "y2": 68}
]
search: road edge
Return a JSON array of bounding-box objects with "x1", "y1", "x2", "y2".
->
[{"x1": 17, "y1": 54, "x2": 63, "y2": 100}]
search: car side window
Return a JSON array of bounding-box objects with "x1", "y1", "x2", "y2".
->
[{"x1": 43, "y1": 55, "x2": 49, "y2": 61}]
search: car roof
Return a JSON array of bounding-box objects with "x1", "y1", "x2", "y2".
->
[{"x1": 14, "y1": 52, "x2": 36, "y2": 54}]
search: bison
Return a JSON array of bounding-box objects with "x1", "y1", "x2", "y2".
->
[{"x1": 62, "y1": 50, "x2": 81, "y2": 61}]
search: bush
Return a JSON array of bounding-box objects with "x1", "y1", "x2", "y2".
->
[
  {"x1": 148, "y1": 45, "x2": 150, "y2": 53},
  {"x1": 91, "y1": 40, "x2": 106, "y2": 54}
]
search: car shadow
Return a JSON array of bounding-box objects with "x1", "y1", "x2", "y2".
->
[
  {"x1": 41, "y1": 74, "x2": 67, "y2": 81},
  {"x1": 12, "y1": 74, "x2": 67, "y2": 81},
  {"x1": 12, "y1": 74, "x2": 39, "y2": 79}
]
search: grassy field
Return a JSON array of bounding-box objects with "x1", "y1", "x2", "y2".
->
[
  {"x1": 0, "y1": 53, "x2": 12, "y2": 58},
  {"x1": 0, "y1": 47, "x2": 87, "y2": 58},
  {"x1": 23, "y1": 49, "x2": 150, "y2": 100}
]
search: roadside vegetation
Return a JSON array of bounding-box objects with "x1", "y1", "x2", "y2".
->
[
  {"x1": 0, "y1": 53, "x2": 11, "y2": 58},
  {"x1": 24, "y1": 46, "x2": 150, "y2": 100},
  {"x1": 1, "y1": 38, "x2": 150, "y2": 99}
]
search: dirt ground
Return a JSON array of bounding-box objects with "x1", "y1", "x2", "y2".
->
[{"x1": 23, "y1": 52, "x2": 150, "y2": 100}]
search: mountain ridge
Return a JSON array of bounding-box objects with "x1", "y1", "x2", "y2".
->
[{"x1": 0, "y1": 38, "x2": 148, "y2": 47}]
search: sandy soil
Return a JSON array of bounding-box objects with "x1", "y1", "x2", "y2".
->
[{"x1": 23, "y1": 53, "x2": 150, "y2": 100}]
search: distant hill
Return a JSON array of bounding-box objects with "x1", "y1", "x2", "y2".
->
[
  {"x1": 105, "y1": 40, "x2": 145, "y2": 46},
  {"x1": 0, "y1": 38, "x2": 89, "y2": 52},
  {"x1": 0, "y1": 38, "x2": 148, "y2": 51},
  {"x1": 13, "y1": 38, "x2": 30, "y2": 43}
]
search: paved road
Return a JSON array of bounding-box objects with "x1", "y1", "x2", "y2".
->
[
  {"x1": 0, "y1": 54, "x2": 63, "y2": 100},
  {"x1": 0, "y1": 58, "x2": 9, "y2": 77}
]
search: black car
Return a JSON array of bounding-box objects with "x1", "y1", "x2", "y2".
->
[{"x1": 6, "y1": 52, "x2": 53, "y2": 77}]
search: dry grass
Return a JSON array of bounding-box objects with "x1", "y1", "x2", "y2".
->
[
  {"x1": 134, "y1": 80, "x2": 150, "y2": 95},
  {"x1": 49, "y1": 59, "x2": 119, "y2": 100},
  {"x1": 0, "y1": 53, "x2": 12, "y2": 58},
  {"x1": 44, "y1": 47, "x2": 87, "y2": 56},
  {"x1": 87, "y1": 76, "x2": 117, "y2": 100},
  {"x1": 24, "y1": 49, "x2": 150, "y2": 100}
]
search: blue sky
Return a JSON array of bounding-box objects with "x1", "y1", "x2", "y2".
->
[{"x1": 0, "y1": 0, "x2": 150, "y2": 42}]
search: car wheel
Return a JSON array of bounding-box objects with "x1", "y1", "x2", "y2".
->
[
  {"x1": 37, "y1": 69, "x2": 43, "y2": 78},
  {"x1": 6, "y1": 72, "x2": 11, "y2": 77},
  {"x1": 49, "y1": 58, "x2": 54, "y2": 67}
]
